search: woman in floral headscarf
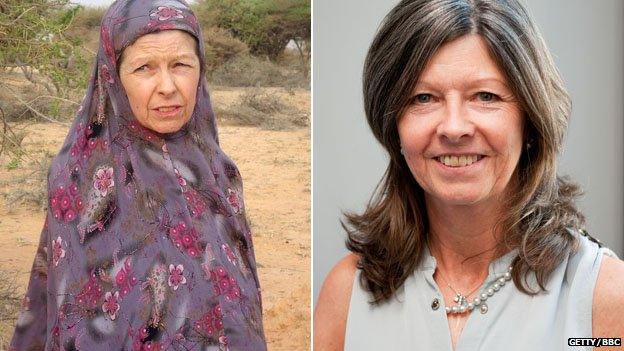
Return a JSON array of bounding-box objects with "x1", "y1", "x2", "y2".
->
[{"x1": 9, "y1": 1, "x2": 266, "y2": 350}]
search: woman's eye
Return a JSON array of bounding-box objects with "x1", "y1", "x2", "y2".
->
[
  {"x1": 175, "y1": 62, "x2": 189, "y2": 67},
  {"x1": 135, "y1": 65, "x2": 148, "y2": 72},
  {"x1": 414, "y1": 94, "x2": 432, "y2": 104},
  {"x1": 476, "y1": 92, "x2": 499, "y2": 102}
]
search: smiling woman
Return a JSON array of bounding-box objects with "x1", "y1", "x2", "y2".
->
[
  {"x1": 399, "y1": 34, "x2": 524, "y2": 209},
  {"x1": 313, "y1": 0, "x2": 624, "y2": 350}
]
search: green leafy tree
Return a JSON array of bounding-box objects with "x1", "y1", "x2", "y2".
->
[
  {"x1": 193, "y1": 0, "x2": 310, "y2": 60},
  {"x1": 0, "y1": 0, "x2": 91, "y2": 99}
]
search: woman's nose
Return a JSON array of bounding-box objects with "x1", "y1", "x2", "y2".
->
[
  {"x1": 436, "y1": 98, "x2": 474, "y2": 143},
  {"x1": 157, "y1": 70, "x2": 177, "y2": 96}
]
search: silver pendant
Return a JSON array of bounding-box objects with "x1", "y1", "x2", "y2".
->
[
  {"x1": 480, "y1": 302, "x2": 489, "y2": 314},
  {"x1": 453, "y1": 293, "x2": 467, "y2": 305}
]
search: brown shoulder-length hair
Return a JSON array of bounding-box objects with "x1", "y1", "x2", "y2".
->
[{"x1": 345, "y1": 0, "x2": 585, "y2": 304}]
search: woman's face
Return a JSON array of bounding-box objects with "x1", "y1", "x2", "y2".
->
[
  {"x1": 397, "y1": 34, "x2": 524, "y2": 209},
  {"x1": 119, "y1": 30, "x2": 200, "y2": 134}
]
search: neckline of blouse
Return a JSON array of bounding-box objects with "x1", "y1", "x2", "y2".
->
[{"x1": 418, "y1": 242, "x2": 519, "y2": 278}]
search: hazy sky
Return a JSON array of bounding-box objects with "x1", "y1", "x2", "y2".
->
[{"x1": 71, "y1": 0, "x2": 114, "y2": 6}]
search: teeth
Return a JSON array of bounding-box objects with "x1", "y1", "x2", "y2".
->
[
  {"x1": 459, "y1": 155, "x2": 467, "y2": 167},
  {"x1": 157, "y1": 106, "x2": 177, "y2": 112},
  {"x1": 450, "y1": 156, "x2": 458, "y2": 166},
  {"x1": 438, "y1": 155, "x2": 480, "y2": 167}
]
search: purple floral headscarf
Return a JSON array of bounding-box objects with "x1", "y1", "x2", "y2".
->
[{"x1": 9, "y1": 1, "x2": 266, "y2": 350}]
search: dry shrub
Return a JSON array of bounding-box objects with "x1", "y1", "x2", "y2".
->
[
  {"x1": 70, "y1": 6, "x2": 107, "y2": 31},
  {"x1": 213, "y1": 101, "x2": 265, "y2": 128},
  {"x1": 277, "y1": 47, "x2": 310, "y2": 81},
  {"x1": 210, "y1": 54, "x2": 308, "y2": 88},
  {"x1": 1, "y1": 94, "x2": 77, "y2": 123},
  {"x1": 239, "y1": 89, "x2": 288, "y2": 114},
  {"x1": 0, "y1": 269, "x2": 22, "y2": 349},
  {"x1": 59, "y1": 7, "x2": 103, "y2": 55},
  {"x1": 1, "y1": 129, "x2": 26, "y2": 160},
  {"x1": 215, "y1": 88, "x2": 309, "y2": 130},
  {"x1": 0, "y1": 72, "x2": 47, "y2": 122},
  {"x1": 0, "y1": 151, "x2": 53, "y2": 211},
  {"x1": 2, "y1": 95, "x2": 56, "y2": 122},
  {"x1": 0, "y1": 71, "x2": 81, "y2": 123},
  {"x1": 203, "y1": 27, "x2": 249, "y2": 74}
]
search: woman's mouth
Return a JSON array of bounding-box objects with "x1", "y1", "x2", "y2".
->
[
  {"x1": 436, "y1": 155, "x2": 485, "y2": 167},
  {"x1": 153, "y1": 105, "x2": 182, "y2": 118}
]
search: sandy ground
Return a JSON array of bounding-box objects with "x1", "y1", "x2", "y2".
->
[{"x1": 0, "y1": 89, "x2": 310, "y2": 350}]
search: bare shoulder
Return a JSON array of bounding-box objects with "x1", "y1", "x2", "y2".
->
[
  {"x1": 313, "y1": 253, "x2": 360, "y2": 351},
  {"x1": 321, "y1": 253, "x2": 360, "y2": 292},
  {"x1": 593, "y1": 254, "x2": 624, "y2": 337}
]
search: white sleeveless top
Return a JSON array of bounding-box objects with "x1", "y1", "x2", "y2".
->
[{"x1": 345, "y1": 229, "x2": 619, "y2": 351}]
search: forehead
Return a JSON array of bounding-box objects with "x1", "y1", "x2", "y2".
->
[
  {"x1": 120, "y1": 30, "x2": 198, "y2": 63},
  {"x1": 417, "y1": 34, "x2": 508, "y2": 87}
]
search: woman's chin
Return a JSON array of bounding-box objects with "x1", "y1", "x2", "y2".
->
[
  {"x1": 153, "y1": 124, "x2": 183, "y2": 134},
  {"x1": 144, "y1": 119, "x2": 187, "y2": 134},
  {"x1": 427, "y1": 188, "x2": 491, "y2": 207},
  {"x1": 135, "y1": 111, "x2": 192, "y2": 135}
]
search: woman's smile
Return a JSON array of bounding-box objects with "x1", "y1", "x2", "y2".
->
[
  {"x1": 432, "y1": 154, "x2": 487, "y2": 172},
  {"x1": 435, "y1": 154, "x2": 484, "y2": 167}
]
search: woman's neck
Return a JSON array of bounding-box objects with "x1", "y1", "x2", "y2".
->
[{"x1": 425, "y1": 196, "x2": 507, "y2": 286}]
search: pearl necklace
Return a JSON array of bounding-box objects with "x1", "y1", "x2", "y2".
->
[{"x1": 443, "y1": 265, "x2": 513, "y2": 315}]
